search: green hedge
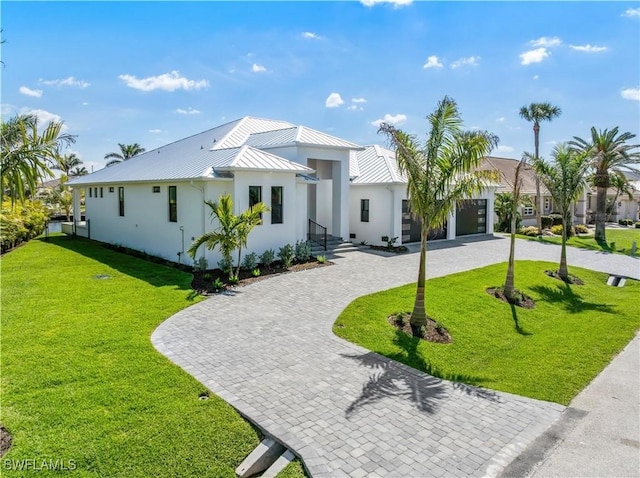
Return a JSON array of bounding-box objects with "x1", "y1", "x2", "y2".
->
[{"x1": 1, "y1": 200, "x2": 49, "y2": 253}]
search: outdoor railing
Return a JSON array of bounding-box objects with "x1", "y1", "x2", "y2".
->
[{"x1": 308, "y1": 219, "x2": 327, "y2": 250}]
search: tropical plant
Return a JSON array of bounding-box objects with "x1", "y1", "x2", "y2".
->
[
  {"x1": 519, "y1": 102, "x2": 562, "y2": 233},
  {"x1": 494, "y1": 192, "x2": 524, "y2": 233},
  {"x1": 70, "y1": 166, "x2": 89, "y2": 176},
  {"x1": 531, "y1": 144, "x2": 591, "y2": 280},
  {"x1": 233, "y1": 203, "x2": 269, "y2": 279},
  {"x1": 378, "y1": 96, "x2": 498, "y2": 332},
  {"x1": 53, "y1": 152, "x2": 83, "y2": 176},
  {"x1": 49, "y1": 175, "x2": 74, "y2": 221},
  {"x1": 503, "y1": 158, "x2": 527, "y2": 302},
  {"x1": 604, "y1": 172, "x2": 635, "y2": 222},
  {"x1": 1, "y1": 113, "x2": 76, "y2": 204},
  {"x1": 294, "y1": 240, "x2": 311, "y2": 262},
  {"x1": 278, "y1": 244, "x2": 295, "y2": 268},
  {"x1": 570, "y1": 127, "x2": 640, "y2": 243},
  {"x1": 104, "y1": 143, "x2": 146, "y2": 167},
  {"x1": 260, "y1": 249, "x2": 276, "y2": 270},
  {"x1": 241, "y1": 252, "x2": 259, "y2": 271}
]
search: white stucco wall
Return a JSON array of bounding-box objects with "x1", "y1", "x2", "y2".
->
[{"x1": 349, "y1": 185, "x2": 405, "y2": 246}]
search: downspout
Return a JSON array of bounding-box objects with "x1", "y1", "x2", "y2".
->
[{"x1": 190, "y1": 181, "x2": 206, "y2": 263}]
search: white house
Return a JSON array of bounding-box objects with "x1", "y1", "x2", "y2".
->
[
  {"x1": 349, "y1": 145, "x2": 496, "y2": 246},
  {"x1": 69, "y1": 116, "x2": 498, "y2": 267}
]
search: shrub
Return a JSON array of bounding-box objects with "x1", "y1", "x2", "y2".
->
[
  {"x1": 241, "y1": 252, "x2": 258, "y2": 271},
  {"x1": 518, "y1": 226, "x2": 539, "y2": 237},
  {"x1": 550, "y1": 224, "x2": 575, "y2": 237},
  {"x1": 294, "y1": 240, "x2": 311, "y2": 262},
  {"x1": 549, "y1": 213, "x2": 563, "y2": 226},
  {"x1": 251, "y1": 268, "x2": 261, "y2": 277},
  {"x1": 217, "y1": 257, "x2": 233, "y2": 275},
  {"x1": 0, "y1": 200, "x2": 49, "y2": 253},
  {"x1": 541, "y1": 215, "x2": 554, "y2": 229},
  {"x1": 574, "y1": 224, "x2": 589, "y2": 234},
  {"x1": 316, "y1": 255, "x2": 326, "y2": 264},
  {"x1": 228, "y1": 275, "x2": 239, "y2": 285},
  {"x1": 278, "y1": 244, "x2": 295, "y2": 268},
  {"x1": 636, "y1": 222, "x2": 640, "y2": 229},
  {"x1": 212, "y1": 277, "x2": 225, "y2": 291},
  {"x1": 192, "y1": 256, "x2": 208, "y2": 272},
  {"x1": 260, "y1": 249, "x2": 275, "y2": 270},
  {"x1": 618, "y1": 219, "x2": 633, "y2": 226}
]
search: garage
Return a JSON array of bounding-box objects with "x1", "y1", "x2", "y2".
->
[{"x1": 456, "y1": 199, "x2": 487, "y2": 236}]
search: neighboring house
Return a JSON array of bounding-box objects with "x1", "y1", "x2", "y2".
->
[
  {"x1": 478, "y1": 156, "x2": 590, "y2": 226},
  {"x1": 69, "y1": 117, "x2": 498, "y2": 267},
  {"x1": 349, "y1": 145, "x2": 497, "y2": 246},
  {"x1": 587, "y1": 170, "x2": 640, "y2": 222}
]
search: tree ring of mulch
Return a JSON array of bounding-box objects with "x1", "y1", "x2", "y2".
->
[
  {"x1": 0, "y1": 426, "x2": 12, "y2": 457},
  {"x1": 387, "y1": 312, "x2": 452, "y2": 344},
  {"x1": 545, "y1": 270, "x2": 584, "y2": 285},
  {"x1": 486, "y1": 287, "x2": 536, "y2": 309}
]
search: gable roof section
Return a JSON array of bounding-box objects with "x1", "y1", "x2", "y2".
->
[
  {"x1": 244, "y1": 126, "x2": 362, "y2": 150},
  {"x1": 351, "y1": 145, "x2": 406, "y2": 185},
  {"x1": 212, "y1": 117, "x2": 295, "y2": 149},
  {"x1": 478, "y1": 156, "x2": 550, "y2": 195}
]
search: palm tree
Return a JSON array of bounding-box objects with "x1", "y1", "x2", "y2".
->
[
  {"x1": 233, "y1": 203, "x2": 269, "y2": 279},
  {"x1": 53, "y1": 152, "x2": 83, "y2": 176},
  {"x1": 504, "y1": 158, "x2": 527, "y2": 301},
  {"x1": 70, "y1": 166, "x2": 89, "y2": 177},
  {"x1": 1, "y1": 113, "x2": 76, "y2": 204},
  {"x1": 378, "y1": 96, "x2": 498, "y2": 332},
  {"x1": 570, "y1": 127, "x2": 640, "y2": 242},
  {"x1": 605, "y1": 172, "x2": 635, "y2": 222},
  {"x1": 519, "y1": 102, "x2": 562, "y2": 233},
  {"x1": 104, "y1": 143, "x2": 146, "y2": 167},
  {"x1": 532, "y1": 144, "x2": 591, "y2": 280}
]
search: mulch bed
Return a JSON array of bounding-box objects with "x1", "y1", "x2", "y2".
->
[
  {"x1": 0, "y1": 426, "x2": 12, "y2": 457},
  {"x1": 387, "y1": 312, "x2": 452, "y2": 344},
  {"x1": 191, "y1": 260, "x2": 332, "y2": 295},
  {"x1": 486, "y1": 287, "x2": 536, "y2": 309},
  {"x1": 545, "y1": 270, "x2": 584, "y2": 285},
  {"x1": 369, "y1": 245, "x2": 409, "y2": 254}
]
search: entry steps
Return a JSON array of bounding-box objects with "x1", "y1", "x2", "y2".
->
[
  {"x1": 236, "y1": 437, "x2": 297, "y2": 477},
  {"x1": 309, "y1": 235, "x2": 360, "y2": 255}
]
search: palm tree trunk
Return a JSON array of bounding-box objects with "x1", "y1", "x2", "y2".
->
[
  {"x1": 410, "y1": 223, "x2": 428, "y2": 332},
  {"x1": 595, "y1": 186, "x2": 607, "y2": 243},
  {"x1": 504, "y1": 212, "x2": 517, "y2": 300},
  {"x1": 559, "y1": 216, "x2": 569, "y2": 279},
  {"x1": 534, "y1": 123, "x2": 542, "y2": 234},
  {"x1": 235, "y1": 247, "x2": 242, "y2": 280}
]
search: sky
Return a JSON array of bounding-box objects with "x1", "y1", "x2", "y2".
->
[{"x1": 2, "y1": 1, "x2": 639, "y2": 175}]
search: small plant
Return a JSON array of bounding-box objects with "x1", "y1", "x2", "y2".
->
[
  {"x1": 212, "y1": 277, "x2": 224, "y2": 291},
  {"x1": 193, "y1": 257, "x2": 208, "y2": 272},
  {"x1": 550, "y1": 224, "x2": 574, "y2": 237},
  {"x1": 540, "y1": 215, "x2": 553, "y2": 229},
  {"x1": 241, "y1": 252, "x2": 258, "y2": 271},
  {"x1": 574, "y1": 224, "x2": 590, "y2": 234},
  {"x1": 548, "y1": 213, "x2": 563, "y2": 226},
  {"x1": 384, "y1": 236, "x2": 398, "y2": 250},
  {"x1": 260, "y1": 249, "x2": 275, "y2": 270},
  {"x1": 635, "y1": 222, "x2": 640, "y2": 229},
  {"x1": 278, "y1": 244, "x2": 295, "y2": 268},
  {"x1": 251, "y1": 268, "x2": 261, "y2": 277},
  {"x1": 217, "y1": 257, "x2": 233, "y2": 276},
  {"x1": 203, "y1": 272, "x2": 212, "y2": 280},
  {"x1": 359, "y1": 240, "x2": 368, "y2": 246},
  {"x1": 618, "y1": 218, "x2": 633, "y2": 226},
  {"x1": 228, "y1": 275, "x2": 239, "y2": 285},
  {"x1": 518, "y1": 226, "x2": 539, "y2": 237},
  {"x1": 295, "y1": 240, "x2": 312, "y2": 262},
  {"x1": 316, "y1": 255, "x2": 326, "y2": 264}
]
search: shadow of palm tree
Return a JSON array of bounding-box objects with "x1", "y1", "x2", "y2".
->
[
  {"x1": 510, "y1": 304, "x2": 532, "y2": 336},
  {"x1": 530, "y1": 283, "x2": 616, "y2": 314}
]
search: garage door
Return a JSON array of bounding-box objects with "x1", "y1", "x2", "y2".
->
[
  {"x1": 456, "y1": 199, "x2": 487, "y2": 236},
  {"x1": 402, "y1": 200, "x2": 447, "y2": 242}
]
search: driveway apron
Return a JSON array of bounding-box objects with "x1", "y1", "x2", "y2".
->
[{"x1": 152, "y1": 236, "x2": 639, "y2": 478}]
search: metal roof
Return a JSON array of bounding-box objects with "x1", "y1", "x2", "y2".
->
[
  {"x1": 219, "y1": 146, "x2": 313, "y2": 173},
  {"x1": 351, "y1": 145, "x2": 406, "y2": 185},
  {"x1": 212, "y1": 117, "x2": 295, "y2": 149},
  {"x1": 244, "y1": 126, "x2": 362, "y2": 150}
]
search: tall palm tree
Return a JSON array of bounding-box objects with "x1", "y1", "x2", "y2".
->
[
  {"x1": 504, "y1": 158, "x2": 527, "y2": 301},
  {"x1": 104, "y1": 143, "x2": 146, "y2": 167},
  {"x1": 519, "y1": 102, "x2": 562, "y2": 233},
  {"x1": 570, "y1": 127, "x2": 639, "y2": 242},
  {"x1": 532, "y1": 144, "x2": 591, "y2": 280},
  {"x1": 378, "y1": 96, "x2": 498, "y2": 332},
  {"x1": 53, "y1": 152, "x2": 83, "y2": 176},
  {"x1": 1, "y1": 113, "x2": 76, "y2": 204}
]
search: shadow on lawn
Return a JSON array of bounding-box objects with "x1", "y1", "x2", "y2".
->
[
  {"x1": 530, "y1": 283, "x2": 616, "y2": 314},
  {"x1": 341, "y1": 329, "x2": 497, "y2": 418},
  {"x1": 38, "y1": 235, "x2": 196, "y2": 293},
  {"x1": 510, "y1": 304, "x2": 532, "y2": 336}
]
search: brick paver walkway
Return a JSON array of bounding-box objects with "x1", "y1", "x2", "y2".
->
[{"x1": 152, "y1": 236, "x2": 639, "y2": 477}]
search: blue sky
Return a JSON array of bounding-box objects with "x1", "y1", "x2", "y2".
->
[{"x1": 2, "y1": 1, "x2": 639, "y2": 174}]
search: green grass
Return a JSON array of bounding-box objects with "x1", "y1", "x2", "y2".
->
[
  {"x1": 0, "y1": 235, "x2": 304, "y2": 477},
  {"x1": 333, "y1": 261, "x2": 639, "y2": 405},
  {"x1": 518, "y1": 228, "x2": 640, "y2": 256}
]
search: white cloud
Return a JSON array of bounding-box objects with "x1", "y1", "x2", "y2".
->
[
  {"x1": 569, "y1": 44, "x2": 608, "y2": 53},
  {"x1": 175, "y1": 107, "x2": 201, "y2": 115},
  {"x1": 533, "y1": 75, "x2": 539, "y2": 80},
  {"x1": 623, "y1": 7, "x2": 640, "y2": 17},
  {"x1": 252, "y1": 63, "x2": 267, "y2": 73},
  {"x1": 496, "y1": 117, "x2": 505, "y2": 123},
  {"x1": 360, "y1": 0, "x2": 412, "y2": 7},
  {"x1": 21, "y1": 108, "x2": 68, "y2": 130},
  {"x1": 149, "y1": 129, "x2": 162, "y2": 133},
  {"x1": 347, "y1": 105, "x2": 363, "y2": 111},
  {"x1": 82, "y1": 102, "x2": 89, "y2": 106},
  {"x1": 423, "y1": 55, "x2": 443, "y2": 69},
  {"x1": 19, "y1": 86, "x2": 43, "y2": 98},
  {"x1": 371, "y1": 113, "x2": 407, "y2": 127},
  {"x1": 530, "y1": 36, "x2": 562, "y2": 48},
  {"x1": 325, "y1": 92, "x2": 344, "y2": 108},
  {"x1": 520, "y1": 47, "x2": 550, "y2": 65},
  {"x1": 118, "y1": 71, "x2": 208, "y2": 92},
  {"x1": 40, "y1": 76, "x2": 90, "y2": 88},
  {"x1": 451, "y1": 56, "x2": 480, "y2": 69},
  {"x1": 496, "y1": 145, "x2": 515, "y2": 154},
  {"x1": 352, "y1": 97, "x2": 367, "y2": 104},
  {"x1": 302, "y1": 32, "x2": 321, "y2": 39},
  {"x1": 621, "y1": 88, "x2": 640, "y2": 101}
]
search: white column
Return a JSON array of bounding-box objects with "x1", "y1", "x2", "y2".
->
[
  {"x1": 447, "y1": 207, "x2": 456, "y2": 240},
  {"x1": 72, "y1": 187, "x2": 82, "y2": 224}
]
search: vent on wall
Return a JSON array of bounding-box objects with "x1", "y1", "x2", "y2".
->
[{"x1": 152, "y1": 186, "x2": 161, "y2": 193}]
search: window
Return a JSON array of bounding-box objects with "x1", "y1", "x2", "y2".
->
[
  {"x1": 168, "y1": 186, "x2": 177, "y2": 222},
  {"x1": 118, "y1": 187, "x2": 125, "y2": 216},
  {"x1": 89, "y1": 188, "x2": 92, "y2": 198},
  {"x1": 544, "y1": 198, "x2": 551, "y2": 212},
  {"x1": 100, "y1": 187, "x2": 103, "y2": 198},
  {"x1": 361, "y1": 199, "x2": 370, "y2": 222},
  {"x1": 152, "y1": 186, "x2": 161, "y2": 193},
  {"x1": 109, "y1": 187, "x2": 115, "y2": 193},
  {"x1": 523, "y1": 206, "x2": 534, "y2": 216},
  {"x1": 249, "y1": 186, "x2": 262, "y2": 220},
  {"x1": 271, "y1": 186, "x2": 283, "y2": 224},
  {"x1": 94, "y1": 187, "x2": 98, "y2": 198}
]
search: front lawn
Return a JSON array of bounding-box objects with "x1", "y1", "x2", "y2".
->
[
  {"x1": 518, "y1": 228, "x2": 640, "y2": 256},
  {"x1": 0, "y1": 235, "x2": 304, "y2": 477},
  {"x1": 333, "y1": 261, "x2": 639, "y2": 405}
]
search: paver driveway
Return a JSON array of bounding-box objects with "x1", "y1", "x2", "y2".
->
[{"x1": 152, "y1": 236, "x2": 639, "y2": 478}]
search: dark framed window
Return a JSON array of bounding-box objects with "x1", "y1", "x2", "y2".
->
[
  {"x1": 118, "y1": 187, "x2": 125, "y2": 216},
  {"x1": 271, "y1": 186, "x2": 283, "y2": 224},
  {"x1": 361, "y1": 199, "x2": 370, "y2": 222},
  {"x1": 109, "y1": 187, "x2": 115, "y2": 193},
  {"x1": 94, "y1": 187, "x2": 98, "y2": 198},
  {"x1": 168, "y1": 186, "x2": 177, "y2": 222},
  {"x1": 249, "y1": 186, "x2": 262, "y2": 220},
  {"x1": 100, "y1": 187, "x2": 103, "y2": 198},
  {"x1": 152, "y1": 186, "x2": 161, "y2": 193},
  {"x1": 89, "y1": 188, "x2": 92, "y2": 198}
]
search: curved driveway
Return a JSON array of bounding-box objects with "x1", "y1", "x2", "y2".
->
[{"x1": 152, "y1": 236, "x2": 639, "y2": 478}]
